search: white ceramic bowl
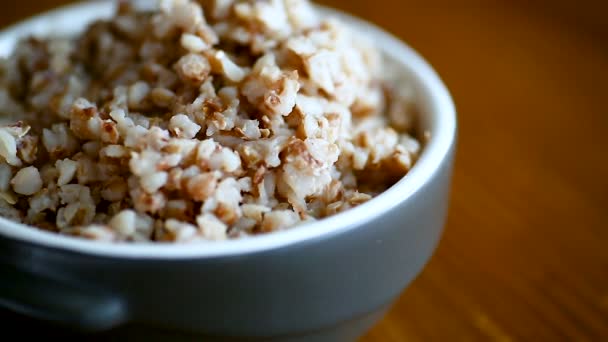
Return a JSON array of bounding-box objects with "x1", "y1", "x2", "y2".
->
[{"x1": 0, "y1": 1, "x2": 456, "y2": 341}]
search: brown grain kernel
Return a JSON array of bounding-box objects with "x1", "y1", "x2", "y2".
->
[{"x1": 186, "y1": 173, "x2": 217, "y2": 201}]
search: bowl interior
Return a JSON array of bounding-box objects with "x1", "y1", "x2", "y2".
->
[{"x1": 0, "y1": 0, "x2": 456, "y2": 259}]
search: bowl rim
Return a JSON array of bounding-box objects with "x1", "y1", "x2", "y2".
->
[{"x1": 0, "y1": 0, "x2": 456, "y2": 259}]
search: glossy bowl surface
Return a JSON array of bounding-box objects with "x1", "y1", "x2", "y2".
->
[{"x1": 0, "y1": 2, "x2": 456, "y2": 341}]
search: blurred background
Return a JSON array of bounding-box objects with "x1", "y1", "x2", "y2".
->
[{"x1": 1, "y1": 0, "x2": 608, "y2": 340}]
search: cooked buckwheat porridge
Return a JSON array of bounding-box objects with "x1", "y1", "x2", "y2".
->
[{"x1": 0, "y1": 0, "x2": 421, "y2": 242}]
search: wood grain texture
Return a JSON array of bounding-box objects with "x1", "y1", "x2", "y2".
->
[{"x1": 2, "y1": 1, "x2": 608, "y2": 341}]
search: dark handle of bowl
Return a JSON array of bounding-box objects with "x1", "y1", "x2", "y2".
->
[{"x1": 0, "y1": 263, "x2": 127, "y2": 332}]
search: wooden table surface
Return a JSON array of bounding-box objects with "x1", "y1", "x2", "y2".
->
[{"x1": 2, "y1": 1, "x2": 608, "y2": 341}]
